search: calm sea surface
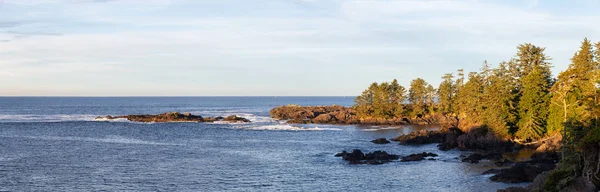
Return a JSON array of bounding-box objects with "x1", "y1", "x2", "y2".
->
[{"x1": 0, "y1": 97, "x2": 527, "y2": 191}]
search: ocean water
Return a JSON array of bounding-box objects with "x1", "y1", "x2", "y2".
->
[{"x1": 0, "y1": 97, "x2": 527, "y2": 191}]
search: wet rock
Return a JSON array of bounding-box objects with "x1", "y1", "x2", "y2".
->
[
  {"x1": 118, "y1": 112, "x2": 204, "y2": 122},
  {"x1": 494, "y1": 159, "x2": 514, "y2": 167},
  {"x1": 483, "y1": 169, "x2": 501, "y2": 175},
  {"x1": 222, "y1": 115, "x2": 251, "y2": 123},
  {"x1": 335, "y1": 149, "x2": 399, "y2": 164},
  {"x1": 400, "y1": 152, "x2": 438, "y2": 162},
  {"x1": 490, "y1": 160, "x2": 556, "y2": 183},
  {"x1": 461, "y1": 152, "x2": 503, "y2": 164},
  {"x1": 103, "y1": 112, "x2": 251, "y2": 123},
  {"x1": 496, "y1": 187, "x2": 528, "y2": 192},
  {"x1": 371, "y1": 138, "x2": 390, "y2": 144}
]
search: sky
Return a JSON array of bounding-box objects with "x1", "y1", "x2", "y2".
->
[{"x1": 0, "y1": 0, "x2": 599, "y2": 96}]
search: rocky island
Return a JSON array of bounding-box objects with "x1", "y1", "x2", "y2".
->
[{"x1": 97, "y1": 112, "x2": 251, "y2": 123}]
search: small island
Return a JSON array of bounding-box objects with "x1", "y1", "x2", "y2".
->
[{"x1": 97, "y1": 112, "x2": 251, "y2": 123}]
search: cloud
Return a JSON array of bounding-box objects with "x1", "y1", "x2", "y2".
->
[{"x1": 0, "y1": 0, "x2": 599, "y2": 95}]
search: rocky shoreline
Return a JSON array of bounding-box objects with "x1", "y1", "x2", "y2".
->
[
  {"x1": 336, "y1": 127, "x2": 564, "y2": 191},
  {"x1": 269, "y1": 105, "x2": 456, "y2": 126},
  {"x1": 96, "y1": 112, "x2": 251, "y2": 123}
]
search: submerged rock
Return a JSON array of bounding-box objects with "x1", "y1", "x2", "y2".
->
[
  {"x1": 371, "y1": 138, "x2": 390, "y2": 144},
  {"x1": 335, "y1": 149, "x2": 399, "y2": 164},
  {"x1": 400, "y1": 152, "x2": 438, "y2": 162}
]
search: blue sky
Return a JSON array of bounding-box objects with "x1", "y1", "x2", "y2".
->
[{"x1": 0, "y1": 0, "x2": 599, "y2": 96}]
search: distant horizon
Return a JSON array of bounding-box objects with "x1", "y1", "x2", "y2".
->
[{"x1": 0, "y1": 95, "x2": 357, "y2": 97}]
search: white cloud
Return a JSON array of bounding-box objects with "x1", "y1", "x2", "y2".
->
[{"x1": 0, "y1": 0, "x2": 599, "y2": 95}]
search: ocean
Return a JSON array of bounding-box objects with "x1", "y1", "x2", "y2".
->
[{"x1": 0, "y1": 97, "x2": 527, "y2": 191}]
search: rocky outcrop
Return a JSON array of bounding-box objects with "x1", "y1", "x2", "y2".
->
[
  {"x1": 269, "y1": 105, "x2": 451, "y2": 125},
  {"x1": 461, "y1": 152, "x2": 503, "y2": 164},
  {"x1": 335, "y1": 149, "x2": 400, "y2": 164},
  {"x1": 392, "y1": 127, "x2": 516, "y2": 153},
  {"x1": 400, "y1": 152, "x2": 438, "y2": 162},
  {"x1": 371, "y1": 138, "x2": 390, "y2": 144},
  {"x1": 96, "y1": 112, "x2": 250, "y2": 123},
  {"x1": 270, "y1": 105, "x2": 359, "y2": 124},
  {"x1": 489, "y1": 158, "x2": 556, "y2": 183}
]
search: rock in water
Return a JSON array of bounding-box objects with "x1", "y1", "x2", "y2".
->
[
  {"x1": 489, "y1": 160, "x2": 556, "y2": 183},
  {"x1": 103, "y1": 112, "x2": 251, "y2": 123},
  {"x1": 335, "y1": 149, "x2": 399, "y2": 164},
  {"x1": 371, "y1": 138, "x2": 390, "y2": 144},
  {"x1": 400, "y1": 152, "x2": 438, "y2": 162}
]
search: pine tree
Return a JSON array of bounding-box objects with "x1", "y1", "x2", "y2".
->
[
  {"x1": 355, "y1": 80, "x2": 407, "y2": 119},
  {"x1": 548, "y1": 38, "x2": 597, "y2": 135},
  {"x1": 437, "y1": 73, "x2": 455, "y2": 116},
  {"x1": 409, "y1": 78, "x2": 428, "y2": 117},
  {"x1": 515, "y1": 44, "x2": 552, "y2": 140},
  {"x1": 482, "y1": 62, "x2": 517, "y2": 137},
  {"x1": 426, "y1": 84, "x2": 436, "y2": 114}
]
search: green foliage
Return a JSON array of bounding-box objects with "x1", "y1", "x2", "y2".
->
[
  {"x1": 437, "y1": 73, "x2": 455, "y2": 115},
  {"x1": 455, "y1": 71, "x2": 486, "y2": 124},
  {"x1": 515, "y1": 44, "x2": 552, "y2": 140},
  {"x1": 354, "y1": 79, "x2": 406, "y2": 119},
  {"x1": 543, "y1": 167, "x2": 576, "y2": 192},
  {"x1": 548, "y1": 39, "x2": 599, "y2": 135},
  {"x1": 409, "y1": 78, "x2": 430, "y2": 117},
  {"x1": 481, "y1": 62, "x2": 518, "y2": 137}
]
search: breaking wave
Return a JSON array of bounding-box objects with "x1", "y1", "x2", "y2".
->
[
  {"x1": 0, "y1": 114, "x2": 99, "y2": 123},
  {"x1": 0, "y1": 135, "x2": 176, "y2": 146},
  {"x1": 236, "y1": 124, "x2": 343, "y2": 131}
]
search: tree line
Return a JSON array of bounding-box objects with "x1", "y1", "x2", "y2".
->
[{"x1": 354, "y1": 38, "x2": 600, "y2": 143}]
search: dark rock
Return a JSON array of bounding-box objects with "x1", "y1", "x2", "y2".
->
[
  {"x1": 342, "y1": 149, "x2": 365, "y2": 163},
  {"x1": 335, "y1": 149, "x2": 399, "y2": 164},
  {"x1": 494, "y1": 159, "x2": 514, "y2": 167},
  {"x1": 427, "y1": 158, "x2": 436, "y2": 161},
  {"x1": 118, "y1": 112, "x2": 205, "y2": 122},
  {"x1": 101, "y1": 112, "x2": 251, "y2": 123},
  {"x1": 401, "y1": 152, "x2": 438, "y2": 162},
  {"x1": 371, "y1": 138, "x2": 390, "y2": 144},
  {"x1": 462, "y1": 153, "x2": 485, "y2": 164},
  {"x1": 461, "y1": 152, "x2": 503, "y2": 164},
  {"x1": 483, "y1": 169, "x2": 501, "y2": 175},
  {"x1": 490, "y1": 160, "x2": 556, "y2": 183},
  {"x1": 496, "y1": 187, "x2": 528, "y2": 192}
]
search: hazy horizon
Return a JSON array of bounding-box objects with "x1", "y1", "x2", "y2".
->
[{"x1": 1, "y1": 0, "x2": 599, "y2": 96}]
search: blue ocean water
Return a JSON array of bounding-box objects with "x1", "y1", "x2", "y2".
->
[{"x1": 0, "y1": 97, "x2": 527, "y2": 191}]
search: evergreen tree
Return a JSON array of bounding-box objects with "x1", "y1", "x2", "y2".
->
[
  {"x1": 456, "y1": 71, "x2": 486, "y2": 125},
  {"x1": 515, "y1": 44, "x2": 552, "y2": 140},
  {"x1": 426, "y1": 84, "x2": 436, "y2": 114},
  {"x1": 548, "y1": 38, "x2": 597, "y2": 135},
  {"x1": 437, "y1": 73, "x2": 455, "y2": 116},
  {"x1": 482, "y1": 62, "x2": 518, "y2": 137},
  {"x1": 409, "y1": 78, "x2": 428, "y2": 117},
  {"x1": 355, "y1": 80, "x2": 407, "y2": 119}
]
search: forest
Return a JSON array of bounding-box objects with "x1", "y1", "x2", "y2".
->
[{"x1": 354, "y1": 38, "x2": 600, "y2": 190}]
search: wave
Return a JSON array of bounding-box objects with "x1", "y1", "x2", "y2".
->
[
  {"x1": 361, "y1": 126, "x2": 404, "y2": 131},
  {"x1": 0, "y1": 135, "x2": 176, "y2": 145},
  {"x1": 237, "y1": 124, "x2": 343, "y2": 131},
  {"x1": 0, "y1": 114, "x2": 99, "y2": 123}
]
